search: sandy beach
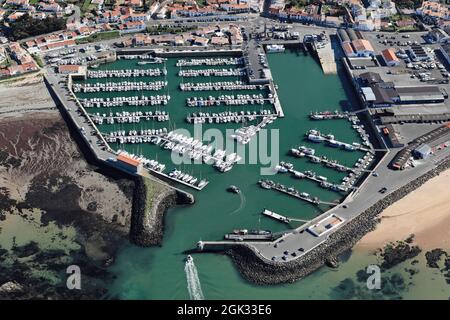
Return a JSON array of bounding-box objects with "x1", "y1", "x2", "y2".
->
[{"x1": 356, "y1": 168, "x2": 450, "y2": 251}]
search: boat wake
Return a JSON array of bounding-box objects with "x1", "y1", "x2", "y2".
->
[
  {"x1": 230, "y1": 192, "x2": 246, "y2": 215},
  {"x1": 184, "y1": 258, "x2": 204, "y2": 300}
]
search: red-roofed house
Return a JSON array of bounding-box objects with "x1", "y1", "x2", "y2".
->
[{"x1": 381, "y1": 48, "x2": 400, "y2": 66}]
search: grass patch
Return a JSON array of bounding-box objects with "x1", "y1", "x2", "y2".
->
[
  {"x1": 29, "y1": 0, "x2": 39, "y2": 4},
  {"x1": 81, "y1": 0, "x2": 92, "y2": 12},
  {"x1": 76, "y1": 30, "x2": 120, "y2": 44},
  {"x1": 31, "y1": 54, "x2": 44, "y2": 67},
  {"x1": 143, "y1": 177, "x2": 168, "y2": 213}
]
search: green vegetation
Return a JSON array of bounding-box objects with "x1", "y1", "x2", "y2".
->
[
  {"x1": 75, "y1": 30, "x2": 120, "y2": 44},
  {"x1": 395, "y1": 0, "x2": 423, "y2": 9},
  {"x1": 0, "y1": 55, "x2": 11, "y2": 68},
  {"x1": 147, "y1": 25, "x2": 196, "y2": 35},
  {"x1": 9, "y1": 14, "x2": 66, "y2": 40},
  {"x1": 285, "y1": 0, "x2": 308, "y2": 9},
  {"x1": 143, "y1": 177, "x2": 168, "y2": 214},
  {"x1": 81, "y1": 0, "x2": 92, "y2": 12},
  {"x1": 32, "y1": 54, "x2": 44, "y2": 68},
  {"x1": 29, "y1": 0, "x2": 39, "y2": 4},
  {"x1": 196, "y1": 0, "x2": 208, "y2": 7}
]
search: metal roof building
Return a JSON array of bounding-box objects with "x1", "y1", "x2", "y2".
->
[
  {"x1": 346, "y1": 28, "x2": 358, "y2": 42},
  {"x1": 338, "y1": 28, "x2": 350, "y2": 43},
  {"x1": 413, "y1": 144, "x2": 432, "y2": 159},
  {"x1": 396, "y1": 86, "x2": 445, "y2": 103}
]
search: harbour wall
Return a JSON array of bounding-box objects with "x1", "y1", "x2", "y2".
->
[{"x1": 226, "y1": 156, "x2": 450, "y2": 285}]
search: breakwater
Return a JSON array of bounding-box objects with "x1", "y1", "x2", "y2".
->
[
  {"x1": 226, "y1": 157, "x2": 450, "y2": 285},
  {"x1": 130, "y1": 176, "x2": 194, "y2": 247}
]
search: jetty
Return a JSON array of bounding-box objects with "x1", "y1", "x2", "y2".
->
[
  {"x1": 176, "y1": 57, "x2": 243, "y2": 67},
  {"x1": 306, "y1": 129, "x2": 372, "y2": 152},
  {"x1": 186, "y1": 110, "x2": 275, "y2": 124},
  {"x1": 262, "y1": 209, "x2": 291, "y2": 224},
  {"x1": 231, "y1": 115, "x2": 277, "y2": 144},
  {"x1": 185, "y1": 94, "x2": 271, "y2": 107},
  {"x1": 178, "y1": 68, "x2": 245, "y2": 77},
  {"x1": 179, "y1": 81, "x2": 265, "y2": 92},
  {"x1": 89, "y1": 111, "x2": 169, "y2": 124},
  {"x1": 258, "y1": 180, "x2": 337, "y2": 206},
  {"x1": 309, "y1": 110, "x2": 350, "y2": 120}
]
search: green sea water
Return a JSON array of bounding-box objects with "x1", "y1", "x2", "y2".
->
[{"x1": 73, "y1": 49, "x2": 450, "y2": 299}]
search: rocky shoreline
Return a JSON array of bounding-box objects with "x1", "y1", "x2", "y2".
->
[
  {"x1": 227, "y1": 157, "x2": 450, "y2": 285},
  {"x1": 130, "y1": 176, "x2": 194, "y2": 247}
]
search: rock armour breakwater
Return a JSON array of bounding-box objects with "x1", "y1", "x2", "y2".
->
[
  {"x1": 130, "y1": 176, "x2": 194, "y2": 247},
  {"x1": 227, "y1": 157, "x2": 450, "y2": 285}
]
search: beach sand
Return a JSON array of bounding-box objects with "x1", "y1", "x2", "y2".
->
[{"x1": 356, "y1": 168, "x2": 450, "y2": 251}]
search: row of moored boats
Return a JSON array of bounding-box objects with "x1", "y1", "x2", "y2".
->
[
  {"x1": 87, "y1": 68, "x2": 167, "y2": 78},
  {"x1": 178, "y1": 68, "x2": 245, "y2": 77},
  {"x1": 73, "y1": 81, "x2": 168, "y2": 93},
  {"x1": 81, "y1": 95, "x2": 171, "y2": 108},
  {"x1": 176, "y1": 57, "x2": 243, "y2": 67}
]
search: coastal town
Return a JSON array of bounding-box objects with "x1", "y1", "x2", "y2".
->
[{"x1": 0, "y1": 0, "x2": 450, "y2": 301}]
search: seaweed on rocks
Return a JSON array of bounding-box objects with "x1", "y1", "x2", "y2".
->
[
  {"x1": 379, "y1": 241, "x2": 421, "y2": 270},
  {"x1": 425, "y1": 249, "x2": 448, "y2": 268}
]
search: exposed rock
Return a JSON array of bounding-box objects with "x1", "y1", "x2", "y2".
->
[
  {"x1": 379, "y1": 241, "x2": 421, "y2": 270},
  {"x1": 0, "y1": 281, "x2": 24, "y2": 294},
  {"x1": 325, "y1": 257, "x2": 339, "y2": 268}
]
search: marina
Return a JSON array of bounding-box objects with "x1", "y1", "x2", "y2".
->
[{"x1": 52, "y1": 46, "x2": 406, "y2": 298}]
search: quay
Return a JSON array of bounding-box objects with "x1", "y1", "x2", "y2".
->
[{"x1": 309, "y1": 34, "x2": 337, "y2": 75}]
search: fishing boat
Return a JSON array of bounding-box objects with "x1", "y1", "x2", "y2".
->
[
  {"x1": 228, "y1": 185, "x2": 240, "y2": 194},
  {"x1": 266, "y1": 44, "x2": 285, "y2": 53},
  {"x1": 308, "y1": 134, "x2": 325, "y2": 143},
  {"x1": 185, "y1": 255, "x2": 193, "y2": 262}
]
